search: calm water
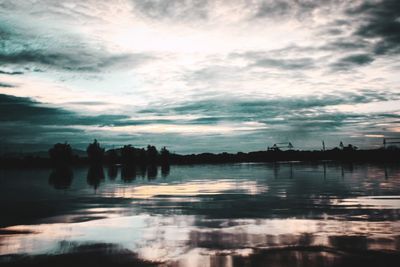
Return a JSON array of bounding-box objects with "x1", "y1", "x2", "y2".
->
[{"x1": 0, "y1": 162, "x2": 400, "y2": 266}]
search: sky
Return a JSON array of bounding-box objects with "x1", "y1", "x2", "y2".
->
[{"x1": 0, "y1": 0, "x2": 400, "y2": 154}]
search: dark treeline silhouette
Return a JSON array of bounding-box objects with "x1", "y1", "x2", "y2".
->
[
  {"x1": 0, "y1": 141, "x2": 400, "y2": 168},
  {"x1": 112, "y1": 144, "x2": 168, "y2": 166}
]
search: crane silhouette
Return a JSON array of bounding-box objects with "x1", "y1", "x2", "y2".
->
[{"x1": 268, "y1": 142, "x2": 294, "y2": 151}]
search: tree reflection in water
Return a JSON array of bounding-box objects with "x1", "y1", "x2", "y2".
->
[
  {"x1": 121, "y1": 165, "x2": 136, "y2": 182},
  {"x1": 49, "y1": 166, "x2": 73, "y2": 190},
  {"x1": 1, "y1": 162, "x2": 399, "y2": 267},
  {"x1": 87, "y1": 165, "x2": 105, "y2": 190},
  {"x1": 107, "y1": 165, "x2": 118, "y2": 180}
]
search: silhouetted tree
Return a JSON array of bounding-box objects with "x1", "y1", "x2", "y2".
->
[
  {"x1": 121, "y1": 145, "x2": 136, "y2": 166},
  {"x1": 87, "y1": 139, "x2": 104, "y2": 165},
  {"x1": 49, "y1": 143, "x2": 73, "y2": 166},
  {"x1": 160, "y1": 146, "x2": 170, "y2": 166},
  {"x1": 147, "y1": 145, "x2": 158, "y2": 164}
]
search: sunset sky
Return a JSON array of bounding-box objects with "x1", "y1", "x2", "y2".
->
[{"x1": 1, "y1": 0, "x2": 400, "y2": 153}]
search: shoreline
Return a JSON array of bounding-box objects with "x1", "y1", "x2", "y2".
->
[{"x1": 1, "y1": 149, "x2": 399, "y2": 169}]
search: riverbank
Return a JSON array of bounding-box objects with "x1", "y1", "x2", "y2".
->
[{"x1": 1, "y1": 148, "x2": 399, "y2": 169}]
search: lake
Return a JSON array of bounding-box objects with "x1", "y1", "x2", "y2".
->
[{"x1": 0, "y1": 162, "x2": 400, "y2": 267}]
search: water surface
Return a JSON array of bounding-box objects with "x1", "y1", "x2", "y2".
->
[{"x1": 1, "y1": 162, "x2": 400, "y2": 266}]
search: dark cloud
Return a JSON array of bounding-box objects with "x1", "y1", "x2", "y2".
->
[
  {"x1": 0, "y1": 49, "x2": 153, "y2": 72},
  {"x1": 185, "y1": 65, "x2": 243, "y2": 84},
  {"x1": 0, "y1": 20, "x2": 153, "y2": 72},
  {"x1": 0, "y1": 94, "x2": 71, "y2": 123},
  {"x1": 0, "y1": 94, "x2": 129, "y2": 126},
  {"x1": 0, "y1": 70, "x2": 23, "y2": 75},
  {"x1": 229, "y1": 51, "x2": 316, "y2": 71},
  {"x1": 63, "y1": 101, "x2": 112, "y2": 106},
  {"x1": 0, "y1": 94, "x2": 137, "y2": 150},
  {"x1": 252, "y1": 0, "x2": 340, "y2": 20},
  {"x1": 0, "y1": 82, "x2": 15, "y2": 87},
  {"x1": 131, "y1": 0, "x2": 209, "y2": 21},
  {"x1": 130, "y1": 0, "x2": 341, "y2": 23},
  {"x1": 331, "y1": 53, "x2": 374, "y2": 70},
  {"x1": 140, "y1": 90, "x2": 400, "y2": 122},
  {"x1": 135, "y1": 90, "x2": 400, "y2": 145},
  {"x1": 322, "y1": 39, "x2": 369, "y2": 51},
  {"x1": 348, "y1": 0, "x2": 400, "y2": 54},
  {"x1": 2, "y1": 89, "x2": 395, "y2": 131},
  {"x1": 252, "y1": 57, "x2": 315, "y2": 70},
  {"x1": 0, "y1": 91, "x2": 398, "y2": 153},
  {"x1": 254, "y1": 0, "x2": 292, "y2": 18}
]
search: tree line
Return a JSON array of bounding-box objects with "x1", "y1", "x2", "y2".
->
[
  {"x1": 49, "y1": 139, "x2": 170, "y2": 167},
  {"x1": 0, "y1": 141, "x2": 399, "y2": 169}
]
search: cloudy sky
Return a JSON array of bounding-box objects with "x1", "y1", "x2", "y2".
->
[{"x1": 0, "y1": 0, "x2": 400, "y2": 153}]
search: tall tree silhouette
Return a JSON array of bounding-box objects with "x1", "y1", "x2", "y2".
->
[
  {"x1": 49, "y1": 143, "x2": 73, "y2": 166},
  {"x1": 147, "y1": 145, "x2": 158, "y2": 164},
  {"x1": 160, "y1": 146, "x2": 170, "y2": 166},
  {"x1": 87, "y1": 139, "x2": 104, "y2": 165}
]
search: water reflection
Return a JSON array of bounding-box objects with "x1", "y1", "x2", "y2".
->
[
  {"x1": 121, "y1": 165, "x2": 136, "y2": 182},
  {"x1": 1, "y1": 162, "x2": 400, "y2": 267},
  {"x1": 87, "y1": 165, "x2": 105, "y2": 190},
  {"x1": 107, "y1": 165, "x2": 118, "y2": 180},
  {"x1": 2, "y1": 216, "x2": 400, "y2": 266},
  {"x1": 48, "y1": 166, "x2": 73, "y2": 190},
  {"x1": 161, "y1": 164, "x2": 170, "y2": 178},
  {"x1": 147, "y1": 165, "x2": 158, "y2": 180}
]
